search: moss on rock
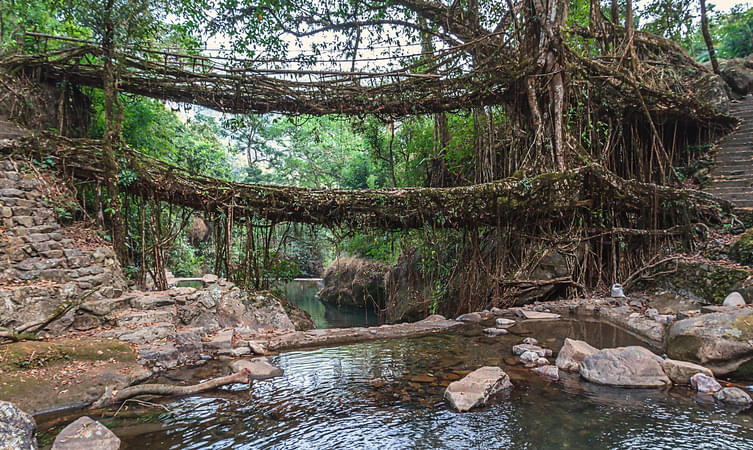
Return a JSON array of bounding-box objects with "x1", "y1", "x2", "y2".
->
[{"x1": 730, "y1": 228, "x2": 753, "y2": 266}]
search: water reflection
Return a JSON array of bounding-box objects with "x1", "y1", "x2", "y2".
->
[
  {"x1": 284, "y1": 280, "x2": 378, "y2": 329},
  {"x1": 36, "y1": 322, "x2": 753, "y2": 449}
]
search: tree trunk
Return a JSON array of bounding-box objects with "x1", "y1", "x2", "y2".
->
[
  {"x1": 611, "y1": 0, "x2": 619, "y2": 24},
  {"x1": 102, "y1": 0, "x2": 127, "y2": 264},
  {"x1": 700, "y1": 0, "x2": 720, "y2": 75}
]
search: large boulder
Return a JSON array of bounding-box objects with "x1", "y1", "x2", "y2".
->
[
  {"x1": 720, "y1": 58, "x2": 753, "y2": 97},
  {"x1": 318, "y1": 257, "x2": 388, "y2": 310},
  {"x1": 694, "y1": 71, "x2": 730, "y2": 114},
  {"x1": 0, "y1": 401, "x2": 36, "y2": 450},
  {"x1": 444, "y1": 366, "x2": 513, "y2": 412},
  {"x1": 666, "y1": 307, "x2": 753, "y2": 376},
  {"x1": 52, "y1": 416, "x2": 120, "y2": 450},
  {"x1": 579, "y1": 346, "x2": 671, "y2": 388},
  {"x1": 555, "y1": 338, "x2": 598, "y2": 372},
  {"x1": 661, "y1": 359, "x2": 714, "y2": 385}
]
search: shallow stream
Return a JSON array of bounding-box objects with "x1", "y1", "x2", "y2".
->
[
  {"x1": 284, "y1": 279, "x2": 378, "y2": 329},
  {"x1": 36, "y1": 319, "x2": 753, "y2": 449}
]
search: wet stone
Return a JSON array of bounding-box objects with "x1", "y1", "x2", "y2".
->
[
  {"x1": 512, "y1": 344, "x2": 552, "y2": 358},
  {"x1": 444, "y1": 366, "x2": 513, "y2": 412},
  {"x1": 52, "y1": 416, "x2": 120, "y2": 450},
  {"x1": 714, "y1": 387, "x2": 753, "y2": 406},
  {"x1": 690, "y1": 373, "x2": 722, "y2": 393},
  {"x1": 230, "y1": 357, "x2": 283, "y2": 380}
]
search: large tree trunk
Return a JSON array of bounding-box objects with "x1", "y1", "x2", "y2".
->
[
  {"x1": 102, "y1": 0, "x2": 127, "y2": 264},
  {"x1": 700, "y1": 0, "x2": 720, "y2": 75},
  {"x1": 525, "y1": 0, "x2": 569, "y2": 171}
]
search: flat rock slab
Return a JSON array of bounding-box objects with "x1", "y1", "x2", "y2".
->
[
  {"x1": 580, "y1": 346, "x2": 671, "y2": 388},
  {"x1": 661, "y1": 359, "x2": 713, "y2": 385},
  {"x1": 555, "y1": 338, "x2": 598, "y2": 372},
  {"x1": 230, "y1": 357, "x2": 282, "y2": 380},
  {"x1": 515, "y1": 310, "x2": 561, "y2": 320},
  {"x1": 444, "y1": 366, "x2": 512, "y2": 412},
  {"x1": 52, "y1": 416, "x2": 120, "y2": 450}
]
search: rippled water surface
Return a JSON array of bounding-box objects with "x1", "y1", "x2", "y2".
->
[{"x1": 37, "y1": 321, "x2": 753, "y2": 449}]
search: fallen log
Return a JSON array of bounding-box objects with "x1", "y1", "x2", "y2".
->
[{"x1": 92, "y1": 369, "x2": 252, "y2": 408}]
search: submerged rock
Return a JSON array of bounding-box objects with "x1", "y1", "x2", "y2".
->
[
  {"x1": 483, "y1": 327, "x2": 508, "y2": 336},
  {"x1": 495, "y1": 318, "x2": 516, "y2": 327},
  {"x1": 230, "y1": 357, "x2": 283, "y2": 380},
  {"x1": 661, "y1": 359, "x2": 713, "y2": 385},
  {"x1": 456, "y1": 312, "x2": 483, "y2": 323},
  {"x1": 444, "y1": 366, "x2": 513, "y2": 412},
  {"x1": 666, "y1": 307, "x2": 753, "y2": 376},
  {"x1": 52, "y1": 416, "x2": 120, "y2": 450},
  {"x1": 555, "y1": 338, "x2": 598, "y2": 372},
  {"x1": 519, "y1": 351, "x2": 539, "y2": 365},
  {"x1": 579, "y1": 346, "x2": 670, "y2": 388},
  {"x1": 690, "y1": 373, "x2": 722, "y2": 393},
  {"x1": 533, "y1": 365, "x2": 559, "y2": 381},
  {"x1": 512, "y1": 344, "x2": 552, "y2": 357},
  {"x1": 714, "y1": 387, "x2": 753, "y2": 406},
  {"x1": 0, "y1": 401, "x2": 36, "y2": 450}
]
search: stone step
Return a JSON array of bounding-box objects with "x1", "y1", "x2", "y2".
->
[
  {"x1": 115, "y1": 322, "x2": 176, "y2": 345},
  {"x1": 116, "y1": 308, "x2": 175, "y2": 327},
  {"x1": 130, "y1": 294, "x2": 175, "y2": 310}
]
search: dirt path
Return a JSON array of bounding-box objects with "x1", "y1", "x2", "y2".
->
[{"x1": 708, "y1": 97, "x2": 753, "y2": 209}]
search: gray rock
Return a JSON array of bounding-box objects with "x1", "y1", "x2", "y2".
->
[
  {"x1": 116, "y1": 309, "x2": 175, "y2": 327},
  {"x1": 555, "y1": 338, "x2": 598, "y2": 372},
  {"x1": 661, "y1": 359, "x2": 714, "y2": 385},
  {"x1": 483, "y1": 327, "x2": 508, "y2": 336},
  {"x1": 490, "y1": 307, "x2": 505, "y2": 316},
  {"x1": 444, "y1": 366, "x2": 513, "y2": 412},
  {"x1": 533, "y1": 365, "x2": 559, "y2": 380},
  {"x1": 579, "y1": 346, "x2": 671, "y2": 388},
  {"x1": 204, "y1": 328, "x2": 234, "y2": 353},
  {"x1": 201, "y1": 273, "x2": 219, "y2": 284},
  {"x1": 666, "y1": 307, "x2": 753, "y2": 376},
  {"x1": 720, "y1": 58, "x2": 753, "y2": 96},
  {"x1": 522, "y1": 337, "x2": 538, "y2": 345},
  {"x1": 52, "y1": 416, "x2": 119, "y2": 449},
  {"x1": 520, "y1": 351, "x2": 540, "y2": 365},
  {"x1": 512, "y1": 344, "x2": 552, "y2": 357},
  {"x1": 248, "y1": 341, "x2": 267, "y2": 355},
  {"x1": 0, "y1": 401, "x2": 36, "y2": 450},
  {"x1": 230, "y1": 346, "x2": 251, "y2": 357},
  {"x1": 456, "y1": 312, "x2": 483, "y2": 322},
  {"x1": 116, "y1": 323, "x2": 175, "y2": 345},
  {"x1": 515, "y1": 310, "x2": 561, "y2": 320},
  {"x1": 495, "y1": 318, "x2": 515, "y2": 327},
  {"x1": 723, "y1": 292, "x2": 746, "y2": 307},
  {"x1": 714, "y1": 387, "x2": 753, "y2": 406},
  {"x1": 690, "y1": 373, "x2": 722, "y2": 393},
  {"x1": 230, "y1": 356, "x2": 282, "y2": 379},
  {"x1": 535, "y1": 358, "x2": 549, "y2": 367}
]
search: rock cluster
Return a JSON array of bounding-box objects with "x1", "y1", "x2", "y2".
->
[{"x1": 0, "y1": 160, "x2": 127, "y2": 333}]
